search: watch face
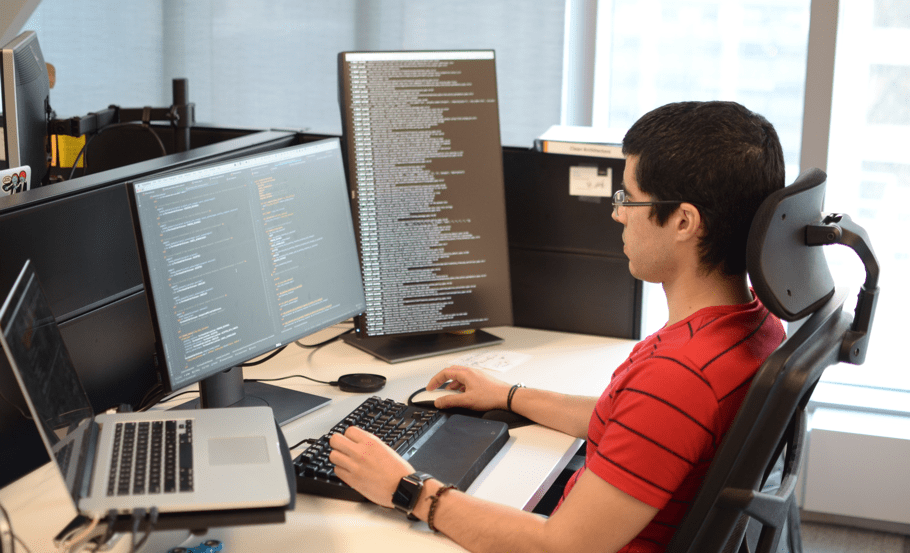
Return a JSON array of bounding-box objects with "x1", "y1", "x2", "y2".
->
[{"x1": 392, "y1": 472, "x2": 432, "y2": 513}]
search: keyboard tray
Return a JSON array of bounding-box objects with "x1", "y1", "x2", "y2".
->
[{"x1": 294, "y1": 398, "x2": 509, "y2": 501}]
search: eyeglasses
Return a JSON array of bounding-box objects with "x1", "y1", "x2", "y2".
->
[{"x1": 612, "y1": 189, "x2": 683, "y2": 215}]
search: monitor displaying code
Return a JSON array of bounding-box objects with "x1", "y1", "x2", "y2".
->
[
  {"x1": 339, "y1": 50, "x2": 513, "y2": 338},
  {"x1": 130, "y1": 139, "x2": 365, "y2": 389}
]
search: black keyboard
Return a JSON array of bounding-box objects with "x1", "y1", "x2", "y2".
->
[{"x1": 294, "y1": 396, "x2": 509, "y2": 501}]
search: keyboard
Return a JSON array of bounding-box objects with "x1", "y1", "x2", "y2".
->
[
  {"x1": 294, "y1": 396, "x2": 509, "y2": 501},
  {"x1": 107, "y1": 419, "x2": 191, "y2": 496}
]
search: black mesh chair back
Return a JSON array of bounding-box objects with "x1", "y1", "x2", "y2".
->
[{"x1": 666, "y1": 167, "x2": 880, "y2": 553}]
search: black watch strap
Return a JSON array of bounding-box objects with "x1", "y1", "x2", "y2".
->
[{"x1": 392, "y1": 471, "x2": 433, "y2": 517}]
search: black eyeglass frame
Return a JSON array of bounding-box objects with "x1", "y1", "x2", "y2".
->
[{"x1": 612, "y1": 189, "x2": 685, "y2": 214}]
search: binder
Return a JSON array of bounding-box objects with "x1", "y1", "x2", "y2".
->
[{"x1": 533, "y1": 124, "x2": 625, "y2": 159}]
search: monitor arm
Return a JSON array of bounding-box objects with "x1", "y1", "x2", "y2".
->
[
  {"x1": 806, "y1": 213, "x2": 880, "y2": 365},
  {"x1": 49, "y1": 78, "x2": 194, "y2": 152}
]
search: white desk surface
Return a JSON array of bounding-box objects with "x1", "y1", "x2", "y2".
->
[{"x1": 0, "y1": 325, "x2": 636, "y2": 553}]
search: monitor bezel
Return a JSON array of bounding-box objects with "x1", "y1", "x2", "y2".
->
[
  {"x1": 126, "y1": 138, "x2": 365, "y2": 420},
  {"x1": 337, "y1": 49, "x2": 514, "y2": 362}
]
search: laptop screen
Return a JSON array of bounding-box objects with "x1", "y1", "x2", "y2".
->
[{"x1": 0, "y1": 261, "x2": 95, "y2": 451}]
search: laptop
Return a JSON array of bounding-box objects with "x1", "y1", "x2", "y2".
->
[{"x1": 0, "y1": 260, "x2": 293, "y2": 518}]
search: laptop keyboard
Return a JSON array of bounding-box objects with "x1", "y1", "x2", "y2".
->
[{"x1": 107, "y1": 419, "x2": 193, "y2": 496}]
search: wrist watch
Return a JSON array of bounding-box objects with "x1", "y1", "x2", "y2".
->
[{"x1": 392, "y1": 471, "x2": 433, "y2": 518}]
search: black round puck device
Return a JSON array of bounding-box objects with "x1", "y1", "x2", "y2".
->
[{"x1": 337, "y1": 373, "x2": 386, "y2": 393}]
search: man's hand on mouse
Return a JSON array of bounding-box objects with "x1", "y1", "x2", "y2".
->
[{"x1": 425, "y1": 366, "x2": 513, "y2": 411}]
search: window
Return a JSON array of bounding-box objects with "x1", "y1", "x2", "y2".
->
[
  {"x1": 820, "y1": 0, "x2": 910, "y2": 393},
  {"x1": 23, "y1": 0, "x2": 566, "y2": 148},
  {"x1": 591, "y1": 0, "x2": 812, "y2": 335}
]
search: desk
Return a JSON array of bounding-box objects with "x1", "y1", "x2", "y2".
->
[{"x1": 0, "y1": 326, "x2": 636, "y2": 552}]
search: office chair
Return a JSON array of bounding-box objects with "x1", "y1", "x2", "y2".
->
[{"x1": 666, "y1": 167, "x2": 880, "y2": 553}]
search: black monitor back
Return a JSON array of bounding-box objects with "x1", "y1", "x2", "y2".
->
[{"x1": 503, "y1": 147, "x2": 641, "y2": 340}]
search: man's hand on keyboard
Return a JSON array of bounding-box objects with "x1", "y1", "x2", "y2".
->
[
  {"x1": 425, "y1": 366, "x2": 512, "y2": 412},
  {"x1": 329, "y1": 426, "x2": 414, "y2": 508}
]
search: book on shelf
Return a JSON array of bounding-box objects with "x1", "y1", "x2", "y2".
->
[{"x1": 533, "y1": 124, "x2": 625, "y2": 159}]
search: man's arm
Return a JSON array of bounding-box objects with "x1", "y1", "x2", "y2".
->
[
  {"x1": 329, "y1": 426, "x2": 658, "y2": 553},
  {"x1": 427, "y1": 366, "x2": 596, "y2": 438}
]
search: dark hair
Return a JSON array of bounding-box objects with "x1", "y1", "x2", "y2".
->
[{"x1": 622, "y1": 101, "x2": 785, "y2": 275}]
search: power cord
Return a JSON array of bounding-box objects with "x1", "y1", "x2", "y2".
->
[
  {"x1": 66, "y1": 122, "x2": 166, "y2": 180},
  {"x1": 128, "y1": 508, "x2": 158, "y2": 553},
  {"x1": 59, "y1": 515, "x2": 101, "y2": 553},
  {"x1": 137, "y1": 321, "x2": 357, "y2": 411},
  {"x1": 295, "y1": 326, "x2": 355, "y2": 349},
  {"x1": 0, "y1": 501, "x2": 30, "y2": 553}
]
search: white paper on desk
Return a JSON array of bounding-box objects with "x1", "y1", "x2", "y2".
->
[{"x1": 450, "y1": 350, "x2": 532, "y2": 372}]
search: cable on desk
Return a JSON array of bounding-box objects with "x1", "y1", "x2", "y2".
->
[
  {"x1": 59, "y1": 515, "x2": 101, "y2": 553},
  {"x1": 143, "y1": 388, "x2": 200, "y2": 409},
  {"x1": 289, "y1": 437, "x2": 319, "y2": 450},
  {"x1": 1, "y1": 501, "x2": 32, "y2": 553},
  {"x1": 135, "y1": 383, "x2": 168, "y2": 412},
  {"x1": 136, "y1": 320, "x2": 355, "y2": 411},
  {"x1": 88, "y1": 510, "x2": 118, "y2": 553},
  {"x1": 129, "y1": 507, "x2": 157, "y2": 553},
  {"x1": 245, "y1": 374, "x2": 335, "y2": 386}
]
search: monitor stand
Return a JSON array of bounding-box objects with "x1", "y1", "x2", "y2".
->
[
  {"x1": 173, "y1": 366, "x2": 330, "y2": 426},
  {"x1": 341, "y1": 329, "x2": 503, "y2": 364}
]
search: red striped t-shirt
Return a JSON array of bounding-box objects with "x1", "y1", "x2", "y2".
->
[{"x1": 558, "y1": 295, "x2": 785, "y2": 552}]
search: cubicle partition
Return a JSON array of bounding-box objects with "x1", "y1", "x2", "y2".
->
[
  {"x1": 0, "y1": 132, "x2": 641, "y2": 489},
  {"x1": 503, "y1": 147, "x2": 641, "y2": 340}
]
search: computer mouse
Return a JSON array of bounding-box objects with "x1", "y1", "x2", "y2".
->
[
  {"x1": 410, "y1": 388, "x2": 464, "y2": 409},
  {"x1": 408, "y1": 388, "x2": 534, "y2": 429}
]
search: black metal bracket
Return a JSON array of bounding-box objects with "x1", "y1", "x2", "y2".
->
[
  {"x1": 806, "y1": 213, "x2": 880, "y2": 364},
  {"x1": 48, "y1": 78, "x2": 195, "y2": 153}
]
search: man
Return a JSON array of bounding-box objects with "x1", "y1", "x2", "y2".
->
[{"x1": 329, "y1": 101, "x2": 787, "y2": 553}]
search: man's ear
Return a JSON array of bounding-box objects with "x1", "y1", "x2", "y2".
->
[{"x1": 675, "y1": 203, "x2": 703, "y2": 240}]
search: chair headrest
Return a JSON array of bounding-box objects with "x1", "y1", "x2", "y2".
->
[{"x1": 747, "y1": 168, "x2": 835, "y2": 322}]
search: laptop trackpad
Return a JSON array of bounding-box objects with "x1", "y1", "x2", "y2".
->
[{"x1": 208, "y1": 436, "x2": 269, "y2": 465}]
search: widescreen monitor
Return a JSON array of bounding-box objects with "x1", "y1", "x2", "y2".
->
[
  {"x1": 337, "y1": 50, "x2": 513, "y2": 363},
  {"x1": 0, "y1": 31, "x2": 51, "y2": 189},
  {"x1": 127, "y1": 138, "x2": 366, "y2": 424}
]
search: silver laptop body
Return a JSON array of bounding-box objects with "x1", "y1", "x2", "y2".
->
[{"x1": 0, "y1": 260, "x2": 292, "y2": 518}]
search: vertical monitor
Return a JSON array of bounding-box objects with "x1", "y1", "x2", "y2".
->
[
  {"x1": 128, "y1": 138, "x2": 366, "y2": 424},
  {"x1": 338, "y1": 50, "x2": 513, "y2": 363},
  {"x1": 0, "y1": 31, "x2": 51, "y2": 190}
]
